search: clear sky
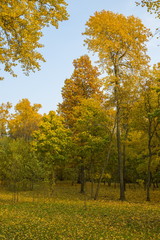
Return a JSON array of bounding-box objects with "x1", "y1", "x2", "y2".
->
[{"x1": 0, "y1": 0, "x2": 159, "y2": 114}]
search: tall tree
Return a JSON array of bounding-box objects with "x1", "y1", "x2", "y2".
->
[
  {"x1": 58, "y1": 55, "x2": 104, "y2": 192},
  {"x1": 58, "y1": 55, "x2": 104, "y2": 127},
  {"x1": 0, "y1": 0, "x2": 69, "y2": 79},
  {"x1": 83, "y1": 10, "x2": 150, "y2": 200},
  {"x1": 9, "y1": 99, "x2": 42, "y2": 140}
]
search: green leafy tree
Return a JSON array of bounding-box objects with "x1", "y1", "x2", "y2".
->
[
  {"x1": 32, "y1": 111, "x2": 71, "y2": 194},
  {"x1": 71, "y1": 98, "x2": 112, "y2": 195},
  {"x1": 0, "y1": 137, "x2": 43, "y2": 198},
  {"x1": 133, "y1": 70, "x2": 160, "y2": 201}
]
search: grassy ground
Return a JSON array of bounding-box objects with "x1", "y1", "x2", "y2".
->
[{"x1": 0, "y1": 182, "x2": 160, "y2": 240}]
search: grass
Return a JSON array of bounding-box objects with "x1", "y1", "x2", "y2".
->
[{"x1": 0, "y1": 182, "x2": 160, "y2": 240}]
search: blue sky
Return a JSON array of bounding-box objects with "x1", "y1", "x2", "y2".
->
[{"x1": 0, "y1": 0, "x2": 159, "y2": 114}]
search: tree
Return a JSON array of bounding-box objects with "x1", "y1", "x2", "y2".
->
[
  {"x1": 137, "y1": 0, "x2": 160, "y2": 37},
  {"x1": 137, "y1": 1, "x2": 160, "y2": 18},
  {"x1": 0, "y1": 137, "x2": 43, "y2": 198},
  {"x1": 58, "y1": 55, "x2": 104, "y2": 193},
  {"x1": 83, "y1": 10, "x2": 150, "y2": 200},
  {"x1": 0, "y1": 0, "x2": 69, "y2": 79},
  {"x1": 71, "y1": 98, "x2": 112, "y2": 194},
  {"x1": 152, "y1": 64, "x2": 160, "y2": 118},
  {"x1": 0, "y1": 102, "x2": 12, "y2": 137},
  {"x1": 133, "y1": 68, "x2": 160, "y2": 201},
  {"x1": 32, "y1": 111, "x2": 71, "y2": 194},
  {"x1": 58, "y1": 55, "x2": 104, "y2": 127},
  {"x1": 9, "y1": 98, "x2": 42, "y2": 140}
]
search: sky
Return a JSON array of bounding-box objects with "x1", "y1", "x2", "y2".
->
[{"x1": 0, "y1": 0, "x2": 159, "y2": 114}]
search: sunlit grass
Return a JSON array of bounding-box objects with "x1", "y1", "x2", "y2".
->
[{"x1": 0, "y1": 182, "x2": 160, "y2": 239}]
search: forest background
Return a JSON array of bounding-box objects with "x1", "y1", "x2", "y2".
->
[
  {"x1": 0, "y1": 0, "x2": 159, "y2": 114},
  {"x1": 0, "y1": 0, "x2": 160, "y2": 204},
  {"x1": 0, "y1": 1, "x2": 160, "y2": 239}
]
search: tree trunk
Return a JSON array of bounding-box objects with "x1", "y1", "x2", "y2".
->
[
  {"x1": 80, "y1": 165, "x2": 85, "y2": 194},
  {"x1": 91, "y1": 177, "x2": 94, "y2": 198},
  {"x1": 146, "y1": 136, "x2": 152, "y2": 201},
  {"x1": 94, "y1": 170, "x2": 104, "y2": 200},
  {"x1": 146, "y1": 162, "x2": 151, "y2": 201},
  {"x1": 94, "y1": 122, "x2": 116, "y2": 200},
  {"x1": 49, "y1": 169, "x2": 56, "y2": 196},
  {"x1": 117, "y1": 111, "x2": 125, "y2": 201},
  {"x1": 115, "y1": 77, "x2": 125, "y2": 201},
  {"x1": 114, "y1": 67, "x2": 125, "y2": 201},
  {"x1": 123, "y1": 142, "x2": 126, "y2": 192}
]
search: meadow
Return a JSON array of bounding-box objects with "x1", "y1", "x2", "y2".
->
[{"x1": 0, "y1": 182, "x2": 160, "y2": 240}]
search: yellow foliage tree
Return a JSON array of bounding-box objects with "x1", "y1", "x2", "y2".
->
[
  {"x1": 9, "y1": 98, "x2": 42, "y2": 140},
  {"x1": 0, "y1": 0, "x2": 69, "y2": 79},
  {"x1": 58, "y1": 55, "x2": 104, "y2": 127},
  {"x1": 83, "y1": 10, "x2": 150, "y2": 200}
]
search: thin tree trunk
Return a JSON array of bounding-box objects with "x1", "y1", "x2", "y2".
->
[
  {"x1": 94, "y1": 121, "x2": 116, "y2": 200},
  {"x1": 115, "y1": 76, "x2": 125, "y2": 201},
  {"x1": 94, "y1": 148, "x2": 111, "y2": 200},
  {"x1": 117, "y1": 109, "x2": 125, "y2": 201},
  {"x1": 114, "y1": 65, "x2": 125, "y2": 201},
  {"x1": 90, "y1": 160, "x2": 94, "y2": 198},
  {"x1": 146, "y1": 124, "x2": 152, "y2": 201},
  {"x1": 49, "y1": 168, "x2": 55, "y2": 196},
  {"x1": 122, "y1": 143, "x2": 126, "y2": 192},
  {"x1": 122, "y1": 127, "x2": 129, "y2": 192},
  {"x1": 144, "y1": 85, "x2": 159, "y2": 201},
  {"x1": 91, "y1": 177, "x2": 94, "y2": 198},
  {"x1": 146, "y1": 152, "x2": 151, "y2": 201},
  {"x1": 80, "y1": 165, "x2": 85, "y2": 194}
]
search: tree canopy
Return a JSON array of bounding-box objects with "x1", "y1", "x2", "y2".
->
[
  {"x1": 58, "y1": 55, "x2": 104, "y2": 127},
  {"x1": 0, "y1": 0, "x2": 69, "y2": 79},
  {"x1": 9, "y1": 99, "x2": 42, "y2": 140},
  {"x1": 83, "y1": 10, "x2": 151, "y2": 201},
  {"x1": 137, "y1": 0, "x2": 160, "y2": 18}
]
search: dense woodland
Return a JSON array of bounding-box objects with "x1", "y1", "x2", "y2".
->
[
  {"x1": 0, "y1": 56, "x2": 160, "y2": 202},
  {"x1": 0, "y1": 1, "x2": 160, "y2": 204},
  {"x1": 1, "y1": 1, "x2": 160, "y2": 239}
]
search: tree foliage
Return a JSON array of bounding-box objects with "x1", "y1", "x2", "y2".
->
[
  {"x1": 0, "y1": 7, "x2": 160, "y2": 202},
  {"x1": 9, "y1": 98, "x2": 42, "y2": 140},
  {"x1": 32, "y1": 111, "x2": 71, "y2": 169},
  {"x1": 0, "y1": 137, "x2": 43, "y2": 190},
  {"x1": 72, "y1": 98, "x2": 111, "y2": 170},
  {"x1": 137, "y1": 0, "x2": 160, "y2": 18},
  {"x1": 83, "y1": 10, "x2": 150, "y2": 74},
  {"x1": 0, "y1": 0, "x2": 69, "y2": 79},
  {"x1": 83, "y1": 10, "x2": 151, "y2": 201},
  {"x1": 58, "y1": 55, "x2": 104, "y2": 127},
  {"x1": 0, "y1": 102, "x2": 12, "y2": 137}
]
